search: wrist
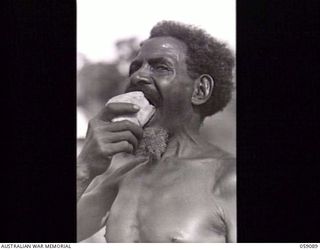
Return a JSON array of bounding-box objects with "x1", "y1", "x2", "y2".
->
[{"x1": 77, "y1": 152, "x2": 111, "y2": 179}]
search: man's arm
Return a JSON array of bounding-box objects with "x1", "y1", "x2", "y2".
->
[
  {"x1": 77, "y1": 173, "x2": 117, "y2": 241},
  {"x1": 224, "y1": 190, "x2": 236, "y2": 242},
  {"x1": 77, "y1": 103, "x2": 143, "y2": 241},
  {"x1": 77, "y1": 156, "x2": 148, "y2": 242},
  {"x1": 215, "y1": 157, "x2": 237, "y2": 242},
  {"x1": 77, "y1": 103, "x2": 143, "y2": 200},
  {"x1": 77, "y1": 164, "x2": 94, "y2": 202}
]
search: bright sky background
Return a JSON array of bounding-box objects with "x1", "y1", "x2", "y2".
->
[{"x1": 77, "y1": 0, "x2": 236, "y2": 63}]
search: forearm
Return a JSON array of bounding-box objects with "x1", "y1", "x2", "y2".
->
[
  {"x1": 77, "y1": 172, "x2": 91, "y2": 202},
  {"x1": 77, "y1": 164, "x2": 93, "y2": 202},
  {"x1": 77, "y1": 173, "x2": 118, "y2": 242},
  {"x1": 77, "y1": 190, "x2": 108, "y2": 241},
  {"x1": 76, "y1": 153, "x2": 110, "y2": 201}
]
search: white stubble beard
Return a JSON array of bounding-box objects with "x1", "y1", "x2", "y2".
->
[{"x1": 135, "y1": 126, "x2": 169, "y2": 161}]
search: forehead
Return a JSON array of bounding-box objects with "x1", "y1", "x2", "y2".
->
[{"x1": 137, "y1": 37, "x2": 187, "y2": 62}]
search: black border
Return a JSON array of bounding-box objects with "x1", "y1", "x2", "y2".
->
[
  {"x1": 5, "y1": 0, "x2": 320, "y2": 243},
  {"x1": 237, "y1": 0, "x2": 320, "y2": 242},
  {"x1": 6, "y1": 1, "x2": 76, "y2": 242}
]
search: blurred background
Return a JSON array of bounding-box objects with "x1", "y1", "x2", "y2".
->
[{"x1": 77, "y1": 0, "x2": 235, "y2": 242}]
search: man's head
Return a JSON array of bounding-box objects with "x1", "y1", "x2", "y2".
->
[
  {"x1": 149, "y1": 21, "x2": 235, "y2": 119},
  {"x1": 126, "y1": 21, "x2": 234, "y2": 130},
  {"x1": 126, "y1": 21, "x2": 234, "y2": 159},
  {"x1": 127, "y1": 36, "x2": 194, "y2": 132}
]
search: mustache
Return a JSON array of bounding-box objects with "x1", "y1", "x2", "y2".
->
[{"x1": 125, "y1": 85, "x2": 162, "y2": 107}]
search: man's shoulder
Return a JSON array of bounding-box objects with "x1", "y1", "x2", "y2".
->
[
  {"x1": 197, "y1": 142, "x2": 235, "y2": 163},
  {"x1": 199, "y1": 143, "x2": 236, "y2": 196},
  {"x1": 186, "y1": 142, "x2": 236, "y2": 180}
]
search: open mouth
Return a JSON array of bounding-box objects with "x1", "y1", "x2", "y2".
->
[
  {"x1": 126, "y1": 88, "x2": 161, "y2": 108},
  {"x1": 144, "y1": 94, "x2": 157, "y2": 107},
  {"x1": 143, "y1": 111, "x2": 155, "y2": 128}
]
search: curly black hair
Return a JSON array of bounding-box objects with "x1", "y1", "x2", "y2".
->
[{"x1": 149, "y1": 21, "x2": 235, "y2": 118}]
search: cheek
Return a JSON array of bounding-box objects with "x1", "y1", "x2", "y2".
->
[
  {"x1": 169, "y1": 79, "x2": 193, "y2": 105},
  {"x1": 162, "y1": 85, "x2": 193, "y2": 116},
  {"x1": 155, "y1": 79, "x2": 194, "y2": 129},
  {"x1": 160, "y1": 74, "x2": 193, "y2": 98},
  {"x1": 155, "y1": 72, "x2": 194, "y2": 111}
]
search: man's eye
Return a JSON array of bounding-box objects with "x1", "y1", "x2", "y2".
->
[{"x1": 155, "y1": 65, "x2": 170, "y2": 71}]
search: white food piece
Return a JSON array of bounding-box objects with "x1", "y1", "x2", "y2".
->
[{"x1": 106, "y1": 91, "x2": 155, "y2": 127}]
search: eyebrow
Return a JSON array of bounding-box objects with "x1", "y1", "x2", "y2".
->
[
  {"x1": 148, "y1": 57, "x2": 174, "y2": 67},
  {"x1": 130, "y1": 57, "x2": 174, "y2": 67}
]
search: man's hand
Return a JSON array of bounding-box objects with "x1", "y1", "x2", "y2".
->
[{"x1": 77, "y1": 103, "x2": 143, "y2": 200}]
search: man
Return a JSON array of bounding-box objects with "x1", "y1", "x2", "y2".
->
[{"x1": 77, "y1": 20, "x2": 236, "y2": 242}]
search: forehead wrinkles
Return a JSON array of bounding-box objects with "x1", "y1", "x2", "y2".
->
[{"x1": 138, "y1": 37, "x2": 187, "y2": 62}]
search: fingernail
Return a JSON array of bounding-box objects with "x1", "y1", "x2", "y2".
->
[{"x1": 133, "y1": 104, "x2": 140, "y2": 110}]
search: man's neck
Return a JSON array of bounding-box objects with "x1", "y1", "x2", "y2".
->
[
  {"x1": 162, "y1": 125, "x2": 206, "y2": 159},
  {"x1": 137, "y1": 112, "x2": 204, "y2": 160}
]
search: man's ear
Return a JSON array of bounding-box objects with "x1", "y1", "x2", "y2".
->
[{"x1": 191, "y1": 74, "x2": 214, "y2": 105}]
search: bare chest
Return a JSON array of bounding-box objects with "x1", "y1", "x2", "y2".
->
[{"x1": 105, "y1": 158, "x2": 226, "y2": 242}]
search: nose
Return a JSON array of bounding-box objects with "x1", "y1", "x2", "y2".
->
[
  {"x1": 130, "y1": 74, "x2": 153, "y2": 88},
  {"x1": 130, "y1": 67, "x2": 153, "y2": 87}
]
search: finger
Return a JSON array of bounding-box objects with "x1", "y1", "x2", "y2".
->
[
  {"x1": 96, "y1": 102, "x2": 140, "y2": 122},
  {"x1": 103, "y1": 141, "x2": 134, "y2": 156},
  {"x1": 106, "y1": 120, "x2": 143, "y2": 140},
  {"x1": 105, "y1": 131, "x2": 138, "y2": 151}
]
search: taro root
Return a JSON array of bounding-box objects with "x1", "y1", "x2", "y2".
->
[{"x1": 106, "y1": 91, "x2": 155, "y2": 127}]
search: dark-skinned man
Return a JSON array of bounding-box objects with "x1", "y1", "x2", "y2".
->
[{"x1": 77, "y1": 20, "x2": 235, "y2": 243}]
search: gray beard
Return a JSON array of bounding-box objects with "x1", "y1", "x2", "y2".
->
[{"x1": 135, "y1": 126, "x2": 169, "y2": 161}]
